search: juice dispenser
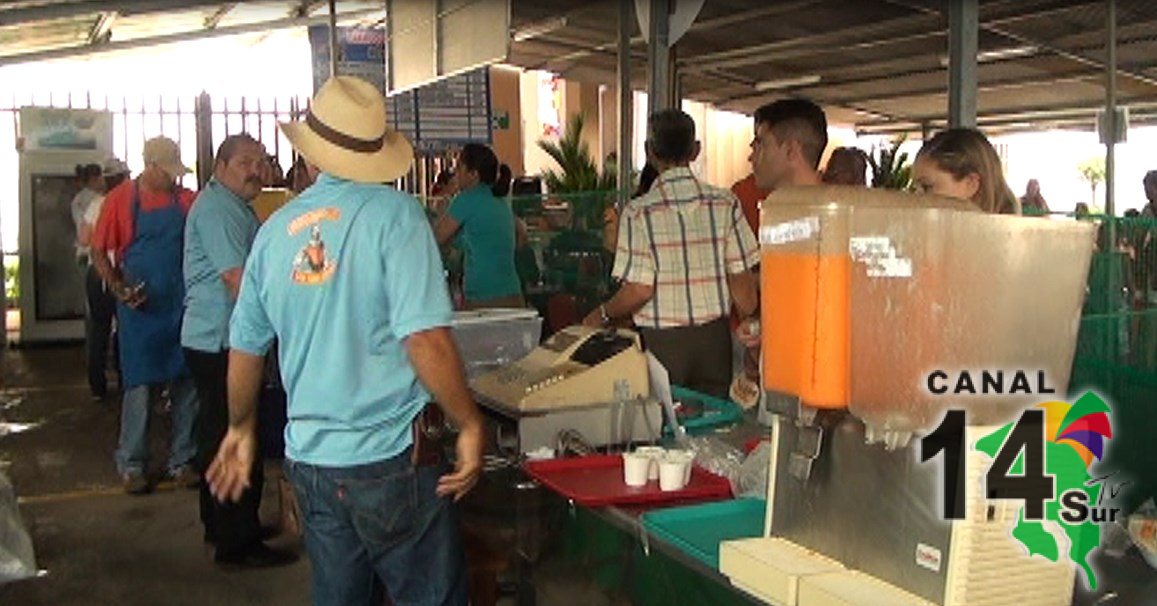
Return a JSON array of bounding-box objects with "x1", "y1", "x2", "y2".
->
[
  {"x1": 748, "y1": 187, "x2": 1099, "y2": 606},
  {"x1": 759, "y1": 186, "x2": 1095, "y2": 437},
  {"x1": 759, "y1": 186, "x2": 978, "y2": 415}
]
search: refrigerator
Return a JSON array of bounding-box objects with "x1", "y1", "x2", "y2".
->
[{"x1": 16, "y1": 107, "x2": 113, "y2": 344}]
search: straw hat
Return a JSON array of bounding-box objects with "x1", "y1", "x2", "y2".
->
[{"x1": 280, "y1": 76, "x2": 414, "y2": 184}]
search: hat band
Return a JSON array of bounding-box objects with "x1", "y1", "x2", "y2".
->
[{"x1": 305, "y1": 110, "x2": 385, "y2": 154}]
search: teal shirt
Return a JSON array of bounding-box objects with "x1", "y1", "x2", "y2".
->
[
  {"x1": 229, "y1": 174, "x2": 453, "y2": 466},
  {"x1": 447, "y1": 184, "x2": 521, "y2": 302},
  {"x1": 181, "y1": 179, "x2": 259, "y2": 352}
]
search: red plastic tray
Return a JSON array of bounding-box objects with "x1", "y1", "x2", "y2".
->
[{"x1": 523, "y1": 454, "x2": 733, "y2": 507}]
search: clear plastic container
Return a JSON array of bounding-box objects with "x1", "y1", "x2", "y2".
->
[
  {"x1": 759, "y1": 186, "x2": 1095, "y2": 433},
  {"x1": 450, "y1": 309, "x2": 543, "y2": 378}
]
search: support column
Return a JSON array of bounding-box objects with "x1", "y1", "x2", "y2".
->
[
  {"x1": 947, "y1": 0, "x2": 978, "y2": 128},
  {"x1": 194, "y1": 91, "x2": 214, "y2": 190},
  {"x1": 618, "y1": 0, "x2": 634, "y2": 203},
  {"x1": 327, "y1": 0, "x2": 338, "y2": 78},
  {"x1": 647, "y1": 0, "x2": 671, "y2": 116},
  {"x1": 1105, "y1": 0, "x2": 1117, "y2": 220}
]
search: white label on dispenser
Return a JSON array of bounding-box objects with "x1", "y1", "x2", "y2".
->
[
  {"x1": 915, "y1": 543, "x2": 942, "y2": 572},
  {"x1": 850, "y1": 236, "x2": 913, "y2": 278},
  {"x1": 760, "y1": 216, "x2": 820, "y2": 245}
]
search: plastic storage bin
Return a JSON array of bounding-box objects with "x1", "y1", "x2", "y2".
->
[
  {"x1": 760, "y1": 186, "x2": 1096, "y2": 434},
  {"x1": 640, "y1": 498, "x2": 766, "y2": 569},
  {"x1": 451, "y1": 309, "x2": 543, "y2": 378}
]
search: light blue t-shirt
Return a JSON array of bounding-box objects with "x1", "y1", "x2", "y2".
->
[
  {"x1": 447, "y1": 184, "x2": 521, "y2": 302},
  {"x1": 182, "y1": 179, "x2": 260, "y2": 352},
  {"x1": 230, "y1": 174, "x2": 453, "y2": 466}
]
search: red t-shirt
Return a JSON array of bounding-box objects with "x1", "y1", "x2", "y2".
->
[
  {"x1": 729, "y1": 174, "x2": 770, "y2": 332},
  {"x1": 730, "y1": 173, "x2": 770, "y2": 234},
  {"x1": 92, "y1": 179, "x2": 196, "y2": 262}
]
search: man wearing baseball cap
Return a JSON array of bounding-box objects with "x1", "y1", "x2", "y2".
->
[
  {"x1": 207, "y1": 76, "x2": 484, "y2": 605},
  {"x1": 91, "y1": 136, "x2": 200, "y2": 495}
]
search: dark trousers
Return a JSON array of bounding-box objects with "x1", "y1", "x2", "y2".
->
[
  {"x1": 84, "y1": 264, "x2": 116, "y2": 397},
  {"x1": 640, "y1": 316, "x2": 732, "y2": 398},
  {"x1": 285, "y1": 455, "x2": 469, "y2": 606},
  {"x1": 184, "y1": 348, "x2": 263, "y2": 558}
]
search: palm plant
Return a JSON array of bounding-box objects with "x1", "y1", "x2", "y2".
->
[
  {"x1": 537, "y1": 113, "x2": 617, "y2": 231},
  {"x1": 1077, "y1": 157, "x2": 1106, "y2": 207},
  {"x1": 868, "y1": 136, "x2": 912, "y2": 190}
]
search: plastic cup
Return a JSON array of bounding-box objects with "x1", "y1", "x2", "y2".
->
[
  {"x1": 659, "y1": 459, "x2": 688, "y2": 491},
  {"x1": 635, "y1": 446, "x2": 665, "y2": 481},
  {"x1": 664, "y1": 449, "x2": 695, "y2": 484},
  {"x1": 622, "y1": 452, "x2": 650, "y2": 487}
]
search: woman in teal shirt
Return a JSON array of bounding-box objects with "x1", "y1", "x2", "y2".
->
[{"x1": 434, "y1": 144, "x2": 524, "y2": 309}]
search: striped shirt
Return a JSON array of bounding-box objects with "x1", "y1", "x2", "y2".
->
[{"x1": 612, "y1": 167, "x2": 760, "y2": 329}]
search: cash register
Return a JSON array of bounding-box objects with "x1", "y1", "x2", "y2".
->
[{"x1": 471, "y1": 326, "x2": 660, "y2": 453}]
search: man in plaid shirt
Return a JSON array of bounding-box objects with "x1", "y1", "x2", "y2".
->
[{"x1": 584, "y1": 109, "x2": 759, "y2": 397}]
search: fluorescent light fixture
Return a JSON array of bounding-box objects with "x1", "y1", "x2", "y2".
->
[
  {"x1": 512, "y1": 16, "x2": 568, "y2": 42},
  {"x1": 939, "y1": 45, "x2": 1039, "y2": 66},
  {"x1": 754, "y1": 74, "x2": 821, "y2": 92}
]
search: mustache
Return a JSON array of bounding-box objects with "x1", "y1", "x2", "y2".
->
[{"x1": 245, "y1": 176, "x2": 264, "y2": 184}]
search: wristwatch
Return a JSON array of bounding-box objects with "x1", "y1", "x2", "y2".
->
[{"x1": 599, "y1": 303, "x2": 611, "y2": 327}]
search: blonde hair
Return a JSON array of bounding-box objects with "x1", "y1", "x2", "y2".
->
[{"x1": 916, "y1": 128, "x2": 1020, "y2": 214}]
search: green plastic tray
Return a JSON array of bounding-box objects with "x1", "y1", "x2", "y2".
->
[
  {"x1": 640, "y1": 498, "x2": 766, "y2": 570},
  {"x1": 666, "y1": 386, "x2": 745, "y2": 436}
]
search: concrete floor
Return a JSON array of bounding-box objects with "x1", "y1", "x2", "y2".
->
[
  {"x1": 0, "y1": 345, "x2": 313, "y2": 606},
  {"x1": 0, "y1": 345, "x2": 613, "y2": 606}
]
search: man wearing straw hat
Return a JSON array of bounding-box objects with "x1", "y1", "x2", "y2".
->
[{"x1": 207, "y1": 76, "x2": 483, "y2": 605}]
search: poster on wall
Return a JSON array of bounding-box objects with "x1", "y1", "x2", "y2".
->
[
  {"x1": 308, "y1": 25, "x2": 387, "y2": 95},
  {"x1": 18, "y1": 107, "x2": 113, "y2": 153}
]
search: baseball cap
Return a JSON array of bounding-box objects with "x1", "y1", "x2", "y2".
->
[
  {"x1": 142, "y1": 136, "x2": 191, "y2": 179},
  {"x1": 102, "y1": 156, "x2": 129, "y2": 177}
]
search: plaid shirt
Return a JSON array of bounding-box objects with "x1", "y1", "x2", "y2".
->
[{"x1": 612, "y1": 167, "x2": 760, "y2": 328}]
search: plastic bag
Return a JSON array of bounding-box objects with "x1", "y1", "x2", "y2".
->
[
  {"x1": 736, "y1": 441, "x2": 772, "y2": 499},
  {"x1": 684, "y1": 435, "x2": 745, "y2": 495},
  {"x1": 1127, "y1": 498, "x2": 1157, "y2": 570},
  {"x1": 0, "y1": 470, "x2": 36, "y2": 584}
]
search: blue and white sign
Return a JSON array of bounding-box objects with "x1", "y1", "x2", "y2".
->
[{"x1": 308, "y1": 25, "x2": 387, "y2": 95}]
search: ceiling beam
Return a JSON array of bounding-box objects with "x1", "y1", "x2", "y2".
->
[
  {"x1": 855, "y1": 97, "x2": 1157, "y2": 131},
  {"x1": 827, "y1": 70, "x2": 1100, "y2": 106},
  {"x1": 0, "y1": 8, "x2": 385, "y2": 67},
  {"x1": 709, "y1": 24, "x2": 1157, "y2": 107},
  {"x1": 86, "y1": 11, "x2": 116, "y2": 45},
  {"x1": 682, "y1": 0, "x2": 1102, "y2": 73},
  {"x1": 0, "y1": 0, "x2": 236, "y2": 26},
  {"x1": 293, "y1": 1, "x2": 329, "y2": 18},
  {"x1": 884, "y1": 0, "x2": 1157, "y2": 89},
  {"x1": 204, "y1": 3, "x2": 236, "y2": 30},
  {"x1": 544, "y1": 1, "x2": 818, "y2": 66}
]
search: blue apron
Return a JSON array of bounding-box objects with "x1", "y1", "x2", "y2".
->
[{"x1": 116, "y1": 181, "x2": 188, "y2": 389}]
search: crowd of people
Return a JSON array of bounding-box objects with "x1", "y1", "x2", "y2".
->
[{"x1": 60, "y1": 71, "x2": 1157, "y2": 605}]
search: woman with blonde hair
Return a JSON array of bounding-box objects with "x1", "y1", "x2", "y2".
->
[{"x1": 911, "y1": 128, "x2": 1020, "y2": 214}]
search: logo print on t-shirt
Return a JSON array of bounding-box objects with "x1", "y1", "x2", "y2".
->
[{"x1": 289, "y1": 207, "x2": 340, "y2": 285}]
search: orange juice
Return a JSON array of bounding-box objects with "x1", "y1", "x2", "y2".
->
[{"x1": 761, "y1": 251, "x2": 850, "y2": 408}]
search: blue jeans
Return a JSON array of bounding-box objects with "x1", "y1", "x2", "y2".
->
[
  {"x1": 285, "y1": 452, "x2": 468, "y2": 606},
  {"x1": 114, "y1": 376, "x2": 199, "y2": 476}
]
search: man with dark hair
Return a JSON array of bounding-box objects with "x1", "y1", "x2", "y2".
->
[
  {"x1": 182, "y1": 133, "x2": 296, "y2": 568},
  {"x1": 750, "y1": 98, "x2": 827, "y2": 190},
  {"x1": 731, "y1": 100, "x2": 830, "y2": 399},
  {"x1": 583, "y1": 109, "x2": 759, "y2": 397}
]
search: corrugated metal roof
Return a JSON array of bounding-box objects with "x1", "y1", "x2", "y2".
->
[{"x1": 0, "y1": 0, "x2": 1152, "y2": 134}]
